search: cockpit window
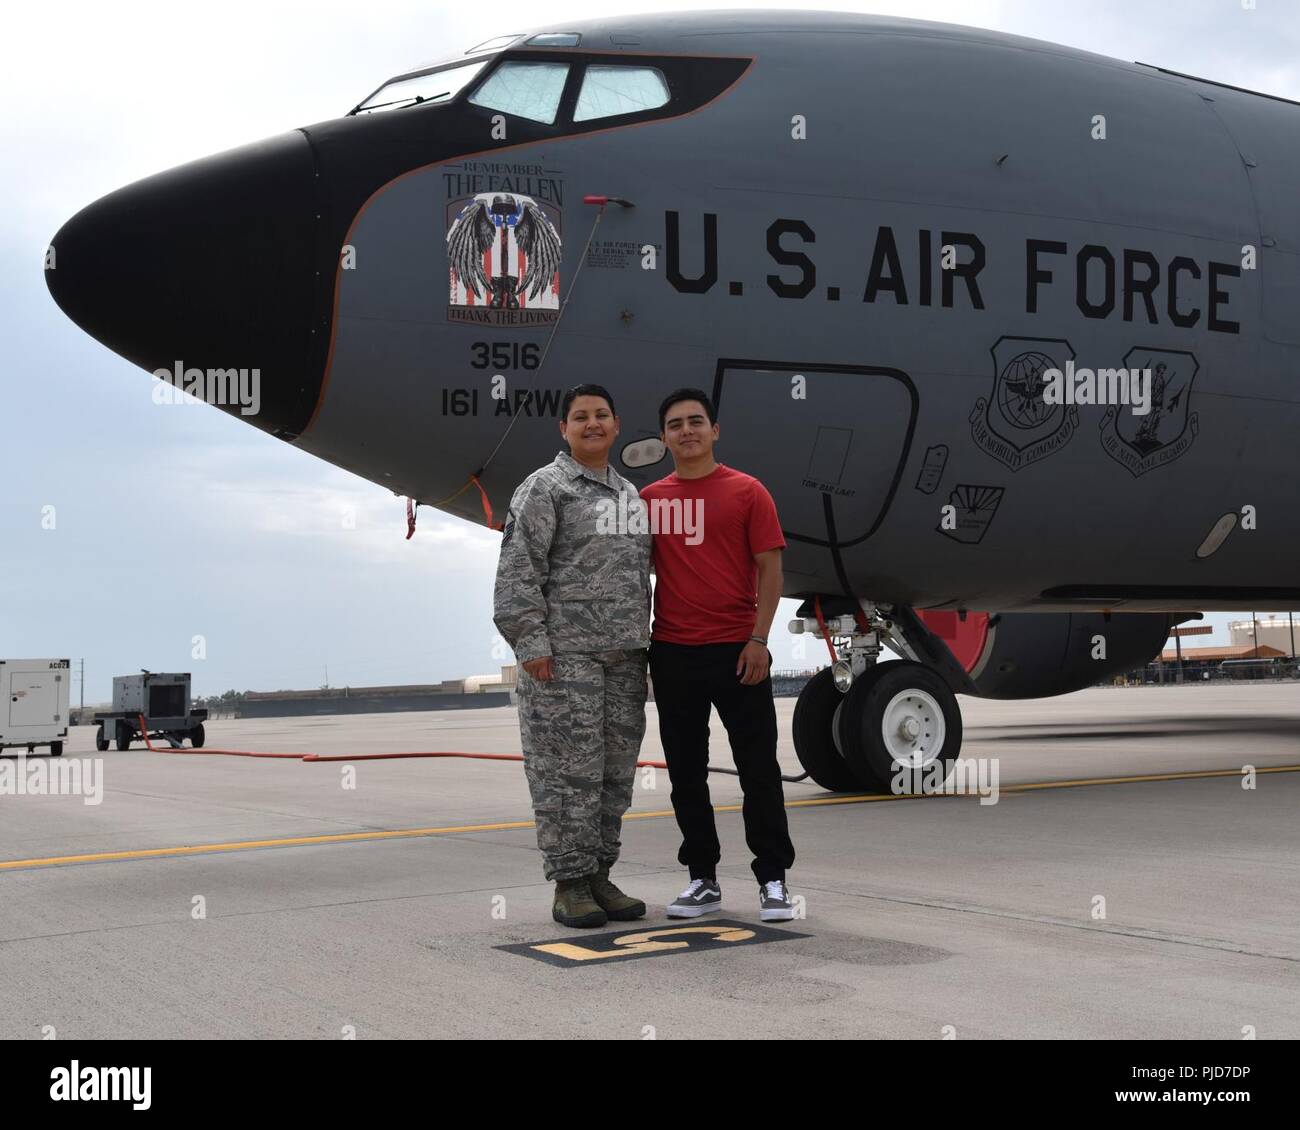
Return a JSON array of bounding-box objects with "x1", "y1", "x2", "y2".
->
[
  {"x1": 573, "y1": 65, "x2": 670, "y2": 122},
  {"x1": 527, "y1": 33, "x2": 580, "y2": 47},
  {"x1": 465, "y1": 34, "x2": 522, "y2": 54},
  {"x1": 468, "y1": 60, "x2": 570, "y2": 124},
  {"x1": 355, "y1": 59, "x2": 489, "y2": 114}
]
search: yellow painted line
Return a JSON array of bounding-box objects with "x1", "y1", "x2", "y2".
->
[
  {"x1": 1, "y1": 764, "x2": 1297, "y2": 873},
  {"x1": 0, "y1": 820, "x2": 536, "y2": 872},
  {"x1": 998, "y1": 763, "x2": 1300, "y2": 792},
  {"x1": 636, "y1": 763, "x2": 1300, "y2": 813}
]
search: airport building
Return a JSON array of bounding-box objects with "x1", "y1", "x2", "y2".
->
[
  {"x1": 236, "y1": 666, "x2": 517, "y2": 718},
  {"x1": 1227, "y1": 616, "x2": 1300, "y2": 655},
  {"x1": 1151, "y1": 643, "x2": 1291, "y2": 681}
]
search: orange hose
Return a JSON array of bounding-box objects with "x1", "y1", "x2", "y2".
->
[
  {"x1": 135, "y1": 715, "x2": 301, "y2": 758},
  {"x1": 304, "y1": 752, "x2": 668, "y2": 766},
  {"x1": 813, "y1": 595, "x2": 839, "y2": 664}
]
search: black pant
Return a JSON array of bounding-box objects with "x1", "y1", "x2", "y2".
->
[{"x1": 648, "y1": 640, "x2": 795, "y2": 884}]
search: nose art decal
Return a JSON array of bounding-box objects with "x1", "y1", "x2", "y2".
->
[{"x1": 446, "y1": 187, "x2": 563, "y2": 327}]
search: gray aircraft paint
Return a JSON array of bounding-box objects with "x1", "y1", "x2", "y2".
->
[{"x1": 145, "y1": 14, "x2": 1300, "y2": 611}]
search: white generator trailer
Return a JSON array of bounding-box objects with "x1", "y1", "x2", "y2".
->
[{"x1": 0, "y1": 659, "x2": 71, "y2": 756}]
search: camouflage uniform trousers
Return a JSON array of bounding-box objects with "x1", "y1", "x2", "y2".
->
[{"x1": 517, "y1": 648, "x2": 648, "y2": 881}]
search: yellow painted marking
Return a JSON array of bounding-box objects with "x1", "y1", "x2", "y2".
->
[
  {"x1": 1, "y1": 764, "x2": 1296, "y2": 873},
  {"x1": 533, "y1": 924, "x2": 756, "y2": 962},
  {"x1": 615, "y1": 924, "x2": 755, "y2": 946},
  {"x1": 999, "y1": 766, "x2": 1293, "y2": 791},
  {"x1": 0, "y1": 819, "x2": 536, "y2": 871}
]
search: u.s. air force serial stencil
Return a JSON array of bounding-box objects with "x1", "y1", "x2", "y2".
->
[{"x1": 497, "y1": 920, "x2": 809, "y2": 968}]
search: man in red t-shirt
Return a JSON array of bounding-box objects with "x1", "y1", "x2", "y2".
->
[{"x1": 640, "y1": 388, "x2": 797, "y2": 922}]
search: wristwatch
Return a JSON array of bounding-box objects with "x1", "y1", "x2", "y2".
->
[{"x1": 749, "y1": 634, "x2": 767, "y2": 645}]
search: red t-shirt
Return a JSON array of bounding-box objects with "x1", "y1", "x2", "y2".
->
[{"x1": 640, "y1": 464, "x2": 786, "y2": 645}]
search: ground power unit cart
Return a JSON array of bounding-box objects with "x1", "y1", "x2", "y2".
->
[
  {"x1": 0, "y1": 659, "x2": 71, "y2": 756},
  {"x1": 94, "y1": 672, "x2": 208, "y2": 751}
]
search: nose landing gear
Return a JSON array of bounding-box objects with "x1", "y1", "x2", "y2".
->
[
  {"x1": 835, "y1": 660, "x2": 962, "y2": 791},
  {"x1": 791, "y1": 599, "x2": 967, "y2": 792},
  {"x1": 791, "y1": 667, "x2": 864, "y2": 792}
]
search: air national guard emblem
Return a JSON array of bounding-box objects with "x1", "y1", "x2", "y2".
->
[
  {"x1": 446, "y1": 192, "x2": 562, "y2": 327},
  {"x1": 1100, "y1": 348, "x2": 1200, "y2": 477},
  {"x1": 970, "y1": 337, "x2": 1078, "y2": 472}
]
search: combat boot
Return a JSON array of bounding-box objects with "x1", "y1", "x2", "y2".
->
[
  {"x1": 553, "y1": 877, "x2": 607, "y2": 928},
  {"x1": 589, "y1": 865, "x2": 646, "y2": 920}
]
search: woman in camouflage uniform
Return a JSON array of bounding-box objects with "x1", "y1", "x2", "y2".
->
[{"x1": 493, "y1": 384, "x2": 652, "y2": 928}]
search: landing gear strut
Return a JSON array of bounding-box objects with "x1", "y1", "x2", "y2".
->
[{"x1": 790, "y1": 599, "x2": 967, "y2": 792}]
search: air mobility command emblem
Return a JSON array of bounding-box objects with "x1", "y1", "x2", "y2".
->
[{"x1": 971, "y1": 337, "x2": 1078, "y2": 472}]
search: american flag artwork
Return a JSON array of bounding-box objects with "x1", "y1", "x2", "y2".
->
[{"x1": 446, "y1": 192, "x2": 561, "y2": 323}]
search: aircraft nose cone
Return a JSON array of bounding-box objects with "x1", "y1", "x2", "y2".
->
[{"x1": 46, "y1": 130, "x2": 324, "y2": 439}]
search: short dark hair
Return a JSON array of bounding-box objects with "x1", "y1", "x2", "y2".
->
[
  {"x1": 561, "y1": 383, "x2": 616, "y2": 420},
  {"x1": 658, "y1": 387, "x2": 716, "y2": 431}
]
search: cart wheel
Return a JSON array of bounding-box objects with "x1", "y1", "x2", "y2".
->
[
  {"x1": 50, "y1": 741, "x2": 63, "y2": 757},
  {"x1": 115, "y1": 720, "x2": 132, "y2": 751},
  {"x1": 189, "y1": 723, "x2": 206, "y2": 749},
  {"x1": 95, "y1": 726, "x2": 109, "y2": 752}
]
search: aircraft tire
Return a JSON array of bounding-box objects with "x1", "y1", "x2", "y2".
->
[
  {"x1": 837, "y1": 660, "x2": 962, "y2": 793},
  {"x1": 792, "y1": 668, "x2": 871, "y2": 792}
]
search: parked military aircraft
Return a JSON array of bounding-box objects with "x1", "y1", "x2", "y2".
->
[{"x1": 47, "y1": 12, "x2": 1298, "y2": 791}]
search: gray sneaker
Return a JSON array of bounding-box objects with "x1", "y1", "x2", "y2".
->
[
  {"x1": 760, "y1": 880, "x2": 795, "y2": 921},
  {"x1": 667, "y1": 878, "x2": 721, "y2": 918}
]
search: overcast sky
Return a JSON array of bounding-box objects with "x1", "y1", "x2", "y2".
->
[{"x1": 4, "y1": 1, "x2": 1297, "y2": 702}]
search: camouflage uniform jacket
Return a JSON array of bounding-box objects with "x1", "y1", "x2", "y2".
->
[{"x1": 493, "y1": 450, "x2": 651, "y2": 663}]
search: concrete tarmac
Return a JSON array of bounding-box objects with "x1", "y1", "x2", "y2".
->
[{"x1": 0, "y1": 684, "x2": 1296, "y2": 1039}]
